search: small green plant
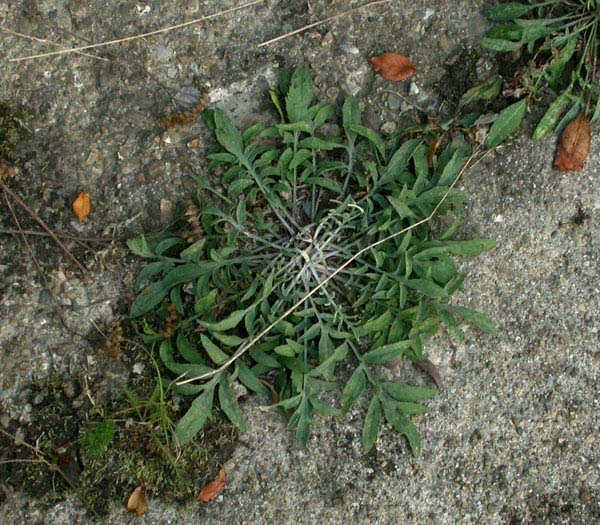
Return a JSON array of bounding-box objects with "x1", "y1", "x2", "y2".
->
[
  {"x1": 129, "y1": 67, "x2": 497, "y2": 456},
  {"x1": 482, "y1": 0, "x2": 600, "y2": 137},
  {"x1": 80, "y1": 420, "x2": 117, "y2": 457}
]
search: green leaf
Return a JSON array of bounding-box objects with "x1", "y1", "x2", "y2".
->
[
  {"x1": 397, "y1": 402, "x2": 429, "y2": 416},
  {"x1": 278, "y1": 121, "x2": 314, "y2": 134},
  {"x1": 310, "y1": 396, "x2": 343, "y2": 417},
  {"x1": 298, "y1": 137, "x2": 337, "y2": 150},
  {"x1": 272, "y1": 394, "x2": 302, "y2": 410},
  {"x1": 342, "y1": 96, "x2": 361, "y2": 130},
  {"x1": 438, "y1": 150, "x2": 466, "y2": 186},
  {"x1": 312, "y1": 104, "x2": 333, "y2": 128},
  {"x1": 413, "y1": 187, "x2": 468, "y2": 207},
  {"x1": 236, "y1": 361, "x2": 270, "y2": 398},
  {"x1": 485, "y1": 99, "x2": 527, "y2": 149},
  {"x1": 310, "y1": 342, "x2": 348, "y2": 378},
  {"x1": 289, "y1": 149, "x2": 312, "y2": 170},
  {"x1": 404, "y1": 279, "x2": 447, "y2": 298},
  {"x1": 242, "y1": 122, "x2": 263, "y2": 143},
  {"x1": 514, "y1": 18, "x2": 554, "y2": 45},
  {"x1": 207, "y1": 152, "x2": 238, "y2": 163},
  {"x1": 383, "y1": 382, "x2": 437, "y2": 402},
  {"x1": 546, "y1": 37, "x2": 577, "y2": 91},
  {"x1": 295, "y1": 397, "x2": 312, "y2": 447},
  {"x1": 200, "y1": 334, "x2": 229, "y2": 365},
  {"x1": 176, "y1": 333, "x2": 204, "y2": 364},
  {"x1": 439, "y1": 239, "x2": 497, "y2": 257},
  {"x1": 381, "y1": 396, "x2": 422, "y2": 457},
  {"x1": 201, "y1": 308, "x2": 248, "y2": 332},
  {"x1": 363, "y1": 340, "x2": 412, "y2": 364},
  {"x1": 180, "y1": 240, "x2": 206, "y2": 262},
  {"x1": 362, "y1": 395, "x2": 382, "y2": 452},
  {"x1": 286, "y1": 66, "x2": 314, "y2": 123},
  {"x1": 304, "y1": 177, "x2": 341, "y2": 193},
  {"x1": 441, "y1": 305, "x2": 499, "y2": 336},
  {"x1": 81, "y1": 420, "x2": 117, "y2": 456},
  {"x1": 219, "y1": 377, "x2": 247, "y2": 431},
  {"x1": 134, "y1": 261, "x2": 174, "y2": 292},
  {"x1": 356, "y1": 310, "x2": 392, "y2": 337},
  {"x1": 480, "y1": 37, "x2": 522, "y2": 52},
  {"x1": 317, "y1": 329, "x2": 334, "y2": 379},
  {"x1": 555, "y1": 99, "x2": 583, "y2": 136},
  {"x1": 175, "y1": 385, "x2": 215, "y2": 445},
  {"x1": 388, "y1": 195, "x2": 414, "y2": 219},
  {"x1": 127, "y1": 235, "x2": 154, "y2": 258},
  {"x1": 130, "y1": 281, "x2": 168, "y2": 318},
  {"x1": 386, "y1": 139, "x2": 422, "y2": 176},
  {"x1": 159, "y1": 340, "x2": 214, "y2": 378},
  {"x1": 483, "y1": 2, "x2": 536, "y2": 22},
  {"x1": 228, "y1": 178, "x2": 255, "y2": 198},
  {"x1": 213, "y1": 332, "x2": 244, "y2": 347},
  {"x1": 532, "y1": 90, "x2": 571, "y2": 141},
  {"x1": 214, "y1": 108, "x2": 244, "y2": 159},
  {"x1": 347, "y1": 124, "x2": 386, "y2": 158},
  {"x1": 486, "y1": 23, "x2": 522, "y2": 41},
  {"x1": 460, "y1": 78, "x2": 502, "y2": 105},
  {"x1": 340, "y1": 366, "x2": 367, "y2": 411}
]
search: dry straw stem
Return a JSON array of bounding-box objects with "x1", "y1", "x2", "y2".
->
[
  {"x1": 178, "y1": 147, "x2": 490, "y2": 387},
  {"x1": 1, "y1": 183, "x2": 88, "y2": 275},
  {"x1": 0, "y1": 426, "x2": 76, "y2": 488},
  {"x1": 9, "y1": 0, "x2": 265, "y2": 63},
  {"x1": 0, "y1": 27, "x2": 108, "y2": 61},
  {"x1": 258, "y1": 0, "x2": 391, "y2": 47}
]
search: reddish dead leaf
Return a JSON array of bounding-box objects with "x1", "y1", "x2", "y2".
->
[
  {"x1": 553, "y1": 113, "x2": 591, "y2": 172},
  {"x1": 417, "y1": 359, "x2": 443, "y2": 389},
  {"x1": 126, "y1": 486, "x2": 148, "y2": 516},
  {"x1": 370, "y1": 53, "x2": 415, "y2": 82},
  {"x1": 72, "y1": 191, "x2": 91, "y2": 222},
  {"x1": 198, "y1": 468, "x2": 227, "y2": 503}
]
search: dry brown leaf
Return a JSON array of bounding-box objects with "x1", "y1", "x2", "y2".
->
[
  {"x1": 126, "y1": 486, "x2": 148, "y2": 516},
  {"x1": 417, "y1": 359, "x2": 443, "y2": 389},
  {"x1": 72, "y1": 191, "x2": 91, "y2": 222},
  {"x1": 370, "y1": 52, "x2": 415, "y2": 82},
  {"x1": 198, "y1": 468, "x2": 227, "y2": 503},
  {"x1": 553, "y1": 113, "x2": 591, "y2": 172}
]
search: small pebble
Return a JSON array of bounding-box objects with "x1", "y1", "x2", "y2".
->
[
  {"x1": 321, "y1": 32, "x2": 333, "y2": 47},
  {"x1": 387, "y1": 93, "x2": 401, "y2": 111},
  {"x1": 381, "y1": 121, "x2": 396, "y2": 135},
  {"x1": 155, "y1": 44, "x2": 172, "y2": 62}
]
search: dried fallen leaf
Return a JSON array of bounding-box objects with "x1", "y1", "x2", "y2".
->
[
  {"x1": 417, "y1": 359, "x2": 443, "y2": 389},
  {"x1": 198, "y1": 468, "x2": 227, "y2": 503},
  {"x1": 126, "y1": 486, "x2": 148, "y2": 516},
  {"x1": 72, "y1": 191, "x2": 91, "y2": 222},
  {"x1": 370, "y1": 52, "x2": 415, "y2": 82},
  {"x1": 553, "y1": 113, "x2": 591, "y2": 172}
]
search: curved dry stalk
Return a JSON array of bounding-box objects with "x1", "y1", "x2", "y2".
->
[
  {"x1": 1, "y1": 183, "x2": 88, "y2": 275},
  {"x1": 0, "y1": 426, "x2": 76, "y2": 488},
  {"x1": 10, "y1": 0, "x2": 265, "y2": 62},
  {"x1": 177, "y1": 147, "x2": 491, "y2": 387},
  {"x1": 258, "y1": 0, "x2": 392, "y2": 47},
  {"x1": 0, "y1": 27, "x2": 109, "y2": 61}
]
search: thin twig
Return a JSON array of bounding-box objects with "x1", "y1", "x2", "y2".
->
[
  {"x1": 0, "y1": 27, "x2": 108, "y2": 61},
  {"x1": 1, "y1": 183, "x2": 88, "y2": 275},
  {"x1": 258, "y1": 0, "x2": 391, "y2": 47},
  {"x1": 0, "y1": 459, "x2": 48, "y2": 465},
  {"x1": 2, "y1": 191, "x2": 70, "y2": 326},
  {"x1": 10, "y1": 0, "x2": 266, "y2": 62},
  {"x1": 0, "y1": 427, "x2": 76, "y2": 489},
  {"x1": 178, "y1": 147, "x2": 490, "y2": 386},
  {"x1": 0, "y1": 227, "x2": 116, "y2": 243}
]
